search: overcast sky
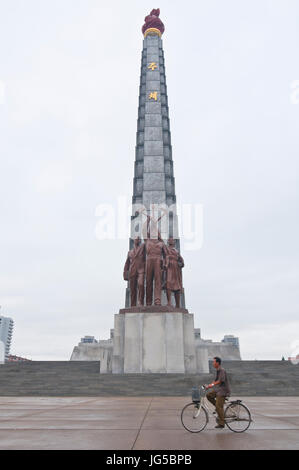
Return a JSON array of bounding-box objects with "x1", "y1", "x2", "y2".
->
[{"x1": 0, "y1": 0, "x2": 298, "y2": 360}]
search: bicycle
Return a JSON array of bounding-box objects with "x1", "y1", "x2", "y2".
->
[{"x1": 181, "y1": 385, "x2": 252, "y2": 433}]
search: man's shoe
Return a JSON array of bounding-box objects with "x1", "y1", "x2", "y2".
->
[{"x1": 215, "y1": 424, "x2": 225, "y2": 429}]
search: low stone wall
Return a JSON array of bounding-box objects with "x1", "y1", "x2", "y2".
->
[
  {"x1": 196, "y1": 341, "x2": 241, "y2": 361},
  {"x1": 0, "y1": 360, "x2": 298, "y2": 396},
  {"x1": 70, "y1": 342, "x2": 112, "y2": 372}
]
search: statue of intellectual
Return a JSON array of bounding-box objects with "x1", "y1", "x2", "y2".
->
[{"x1": 165, "y1": 237, "x2": 184, "y2": 308}]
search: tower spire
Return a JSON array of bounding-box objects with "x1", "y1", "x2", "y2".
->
[
  {"x1": 142, "y1": 8, "x2": 165, "y2": 37},
  {"x1": 133, "y1": 9, "x2": 176, "y2": 215}
]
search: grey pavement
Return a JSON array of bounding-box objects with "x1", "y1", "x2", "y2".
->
[{"x1": 0, "y1": 396, "x2": 298, "y2": 450}]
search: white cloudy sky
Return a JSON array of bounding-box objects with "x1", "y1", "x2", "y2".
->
[{"x1": 0, "y1": 0, "x2": 298, "y2": 360}]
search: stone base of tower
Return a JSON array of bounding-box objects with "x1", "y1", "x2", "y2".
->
[{"x1": 112, "y1": 310, "x2": 207, "y2": 374}]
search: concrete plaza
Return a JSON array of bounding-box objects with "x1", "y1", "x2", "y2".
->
[{"x1": 0, "y1": 396, "x2": 298, "y2": 450}]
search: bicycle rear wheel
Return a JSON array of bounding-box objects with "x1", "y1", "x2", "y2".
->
[
  {"x1": 224, "y1": 402, "x2": 251, "y2": 433},
  {"x1": 181, "y1": 402, "x2": 208, "y2": 433}
]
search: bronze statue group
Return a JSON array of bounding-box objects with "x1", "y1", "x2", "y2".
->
[{"x1": 123, "y1": 211, "x2": 184, "y2": 308}]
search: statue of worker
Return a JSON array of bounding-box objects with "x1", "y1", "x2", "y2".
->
[{"x1": 123, "y1": 236, "x2": 145, "y2": 307}]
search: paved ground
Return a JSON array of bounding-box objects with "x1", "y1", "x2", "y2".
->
[{"x1": 0, "y1": 396, "x2": 298, "y2": 450}]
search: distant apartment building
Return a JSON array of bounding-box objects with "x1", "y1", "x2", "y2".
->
[
  {"x1": 222, "y1": 334, "x2": 240, "y2": 348},
  {"x1": 0, "y1": 316, "x2": 14, "y2": 361},
  {"x1": 80, "y1": 336, "x2": 98, "y2": 344}
]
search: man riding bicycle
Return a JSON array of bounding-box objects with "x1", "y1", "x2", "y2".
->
[{"x1": 205, "y1": 356, "x2": 231, "y2": 429}]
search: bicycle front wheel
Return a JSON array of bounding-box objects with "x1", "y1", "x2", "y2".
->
[
  {"x1": 224, "y1": 402, "x2": 252, "y2": 433},
  {"x1": 181, "y1": 402, "x2": 208, "y2": 433}
]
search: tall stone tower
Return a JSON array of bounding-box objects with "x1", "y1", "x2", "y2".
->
[
  {"x1": 112, "y1": 10, "x2": 201, "y2": 374},
  {"x1": 132, "y1": 14, "x2": 175, "y2": 212},
  {"x1": 125, "y1": 8, "x2": 185, "y2": 309}
]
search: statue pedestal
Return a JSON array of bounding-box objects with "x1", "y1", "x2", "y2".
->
[{"x1": 112, "y1": 308, "x2": 198, "y2": 374}]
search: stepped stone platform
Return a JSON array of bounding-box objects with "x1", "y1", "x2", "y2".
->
[{"x1": 0, "y1": 360, "x2": 298, "y2": 396}]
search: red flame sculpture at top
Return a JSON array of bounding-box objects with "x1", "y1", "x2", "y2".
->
[{"x1": 142, "y1": 8, "x2": 165, "y2": 36}]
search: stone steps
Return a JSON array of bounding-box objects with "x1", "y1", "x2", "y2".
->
[{"x1": 0, "y1": 360, "x2": 298, "y2": 396}]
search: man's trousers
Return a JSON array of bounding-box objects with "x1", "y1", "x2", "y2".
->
[{"x1": 206, "y1": 390, "x2": 226, "y2": 426}]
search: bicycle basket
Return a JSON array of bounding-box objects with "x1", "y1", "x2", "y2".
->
[{"x1": 191, "y1": 387, "x2": 201, "y2": 402}]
